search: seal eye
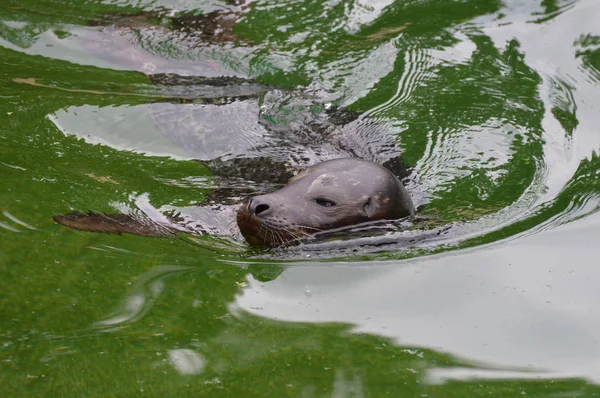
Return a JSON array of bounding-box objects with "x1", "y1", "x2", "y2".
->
[{"x1": 315, "y1": 198, "x2": 336, "y2": 208}]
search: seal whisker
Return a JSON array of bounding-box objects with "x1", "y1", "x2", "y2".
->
[
  {"x1": 276, "y1": 226, "x2": 309, "y2": 244},
  {"x1": 274, "y1": 230, "x2": 285, "y2": 246},
  {"x1": 296, "y1": 225, "x2": 323, "y2": 233},
  {"x1": 272, "y1": 229, "x2": 284, "y2": 247}
]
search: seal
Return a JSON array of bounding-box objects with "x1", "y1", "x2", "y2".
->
[
  {"x1": 53, "y1": 158, "x2": 415, "y2": 248},
  {"x1": 51, "y1": 5, "x2": 418, "y2": 249},
  {"x1": 236, "y1": 158, "x2": 414, "y2": 247}
]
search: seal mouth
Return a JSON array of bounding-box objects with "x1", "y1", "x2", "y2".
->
[{"x1": 236, "y1": 202, "x2": 309, "y2": 248}]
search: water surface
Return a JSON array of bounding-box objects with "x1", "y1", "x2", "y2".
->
[{"x1": 2, "y1": 0, "x2": 600, "y2": 395}]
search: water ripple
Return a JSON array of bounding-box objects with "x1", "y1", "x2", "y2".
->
[{"x1": 94, "y1": 265, "x2": 193, "y2": 330}]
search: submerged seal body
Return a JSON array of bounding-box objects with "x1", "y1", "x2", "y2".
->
[
  {"x1": 237, "y1": 158, "x2": 414, "y2": 247},
  {"x1": 52, "y1": 6, "x2": 419, "y2": 249}
]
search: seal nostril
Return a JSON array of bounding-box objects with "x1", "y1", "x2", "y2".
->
[
  {"x1": 247, "y1": 198, "x2": 272, "y2": 217},
  {"x1": 255, "y1": 204, "x2": 270, "y2": 215}
]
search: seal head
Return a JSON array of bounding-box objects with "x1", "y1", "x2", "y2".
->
[{"x1": 236, "y1": 158, "x2": 415, "y2": 247}]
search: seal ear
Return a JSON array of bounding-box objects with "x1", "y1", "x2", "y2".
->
[
  {"x1": 363, "y1": 197, "x2": 376, "y2": 218},
  {"x1": 287, "y1": 168, "x2": 307, "y2": 184}
]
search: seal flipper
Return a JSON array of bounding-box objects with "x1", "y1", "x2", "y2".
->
[{"x1": 53, "y1": 212, "x2": 176, "y2": 237}]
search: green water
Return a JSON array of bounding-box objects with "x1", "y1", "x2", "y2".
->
[{"x1": 3, "y1": 0, "x2": 600, "y2": 396}]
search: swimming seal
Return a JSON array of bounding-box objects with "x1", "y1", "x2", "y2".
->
[
  {"x1": 52, "y1": 5, "x2": 418, "y2": 249},
  {"x1": 237, "y1": 158, "x2": 415, "y2": 247},
  {"x1": 53, "y1": 158, "x2": 415, "y2": 248}
]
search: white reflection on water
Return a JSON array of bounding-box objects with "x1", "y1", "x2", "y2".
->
[
  {"x1": 234, "y1": 210, "x2": 600, "y2": 382},
  {"x1": 480, "y1": 0, "x2": 600, "y2": 203},
  {"x1": 425, "y1": 367, "x2": 582, "y2": 385},
  {"x1": 169, "y1": 349, "x2": 206, "y2": 375},
  {"x1": 48, "y1": 105, "x2": 192, "y2": 160}
]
